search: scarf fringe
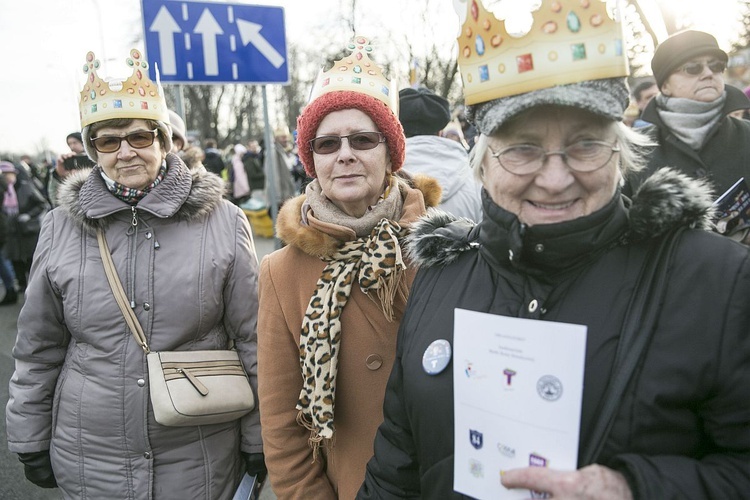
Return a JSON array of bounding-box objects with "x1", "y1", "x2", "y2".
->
[
  {"x1": 370, "y1": 267, "x2": 402, "y2": 322},
  {"x1": 297, "y1": 410, "x2": 333, "y2": 462}
]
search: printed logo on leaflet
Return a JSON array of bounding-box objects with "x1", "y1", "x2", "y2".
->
[{"x1": 469, "y1": 429, "x2": 484, "y2": 450}]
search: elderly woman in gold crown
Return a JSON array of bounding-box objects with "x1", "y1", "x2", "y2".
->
[
  {"x1": 257, "y1": 36, "x2": 440, "y2": 499},
  {"x1": 6, "y1": 49, "x2": 265, "y2": 498},
  {"x1": 358, "y1": 1, "x2": 750, "y2": 499}
]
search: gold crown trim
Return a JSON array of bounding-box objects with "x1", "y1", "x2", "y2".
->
[
  {"x1": 79, "y1": 49, "x2": 170, "y2": 129},
  {"x1": 457, "y1": 0, "x2": 629, "y2": 105},
  {"x1": 307, "y1": 36, "x2": 399, "y2": 114}
]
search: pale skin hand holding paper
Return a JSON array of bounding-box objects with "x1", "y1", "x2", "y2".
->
[{"x1": 501, "y1": 464, "x2": 633, "y2": 500}]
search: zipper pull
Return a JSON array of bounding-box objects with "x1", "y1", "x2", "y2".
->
[
  {"x1": 130, "y1": 206, "x2": 138, "y2": 228},
  {"x1": 177, "y1": 368, "x2": 209, "y2": 396}
]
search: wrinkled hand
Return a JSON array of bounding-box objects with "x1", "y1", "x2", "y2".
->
[
  {"x1": 17, "y1": 451, "x2": 57, "y2": 489},
  {"x1": 501, "y1": 464, "x2": 632, "y2": 500},
  {"x1": 242, "y1": 452, "x2": 267, "y2": 484}
]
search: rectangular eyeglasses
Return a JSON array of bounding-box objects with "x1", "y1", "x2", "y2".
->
[
  {"x1": 309, "y1": 132, "x2": 385, "y2": 154},
  {"x1": 679, "y1": 59, "x2": 726, "y2": 76},
  {"x1": 90, "y1": 129, "x2": 159, "y2": 153}
]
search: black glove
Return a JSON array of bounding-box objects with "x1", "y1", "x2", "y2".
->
[
  {"x1": 17, "y1": 451, "x2": 57, "y2": 489},
  {"x1": 241, "y1": 452, "x2": 267, "y2": 484}
]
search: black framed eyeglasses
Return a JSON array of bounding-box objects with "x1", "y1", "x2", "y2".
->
[
  {"x1": 90, "y1": 129, "x2": 159, "y2": 153},
  {"x1": 489, "y1": 140, "x2": 620, "y2": 175},
  {"x1": 309, "y1": 132, "x2": 385, "y2": 154},
  {"x1": 679, "y1": 59, "x2": 726, "y2": 76}
]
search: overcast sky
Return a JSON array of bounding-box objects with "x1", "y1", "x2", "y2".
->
[{"x1": 0, "y1": 0, "x2": 740, "y2": 157}]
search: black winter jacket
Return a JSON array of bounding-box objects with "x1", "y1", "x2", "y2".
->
[
  {"x1": 359, "y1": 169, "x2": 750, "y2": 499},
  {"x1": 626, "y1": 84, "x2": 750, "y2": 198}
]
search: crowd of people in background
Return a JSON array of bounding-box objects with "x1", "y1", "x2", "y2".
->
[{"x1": 4, "y1": 12, "x2": 750, "y2": 498}]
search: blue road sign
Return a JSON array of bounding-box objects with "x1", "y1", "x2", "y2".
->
[{"x1": 141, "y1": 0, "x2": 288, "y2": 84}]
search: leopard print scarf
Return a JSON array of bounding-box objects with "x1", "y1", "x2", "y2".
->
[{"x1": 296, "y1": 217, "x2": 408, "y2": 458}]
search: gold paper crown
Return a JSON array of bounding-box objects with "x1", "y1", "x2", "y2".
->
[
  {"x1": 79, "y1": 49, "x2": 170, "y2": 129},
  {"x1": 307, "y1": 36, "x2": 399, "y2": 114},
  {"x1": 456, "y1": 0, "x2": 629, "y2": 105}
]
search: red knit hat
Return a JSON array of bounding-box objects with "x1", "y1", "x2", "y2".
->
[{"x1": 296, "y1": 90, "x2": 405, "y2": 178}]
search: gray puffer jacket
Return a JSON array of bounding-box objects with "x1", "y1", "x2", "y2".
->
[{"x1": 6, "y1": 153, "x2": 261, "y2": 500}]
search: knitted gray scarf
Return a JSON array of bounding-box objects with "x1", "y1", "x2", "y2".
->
[{"x1": 656, "y1": 92, "x2": 726, "y2": 150}]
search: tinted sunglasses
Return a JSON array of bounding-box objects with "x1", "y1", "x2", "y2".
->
[
  {"x1": 90, "y1": 129, "x2": 159, "y2": 153},
  {"x1": 679, "y1": 60, "x2": 726, "y2": 76},
  {"x1": 309, "y1": 132, "x2": 385, "y2": 154}
]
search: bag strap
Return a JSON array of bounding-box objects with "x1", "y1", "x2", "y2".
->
[
  {"x1": 579, "y1": 226, "x2": 685, "y2": 466},
  {"x1": 96, "y1": 228, "x2": 151, "y2": 354}
]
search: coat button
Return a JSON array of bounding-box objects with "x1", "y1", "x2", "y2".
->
[
  {"x1": 144, "y1": 451, "x2": 152, "y2": 459},
  {"x1": 528, "y1": 299, "x2": 538, "y2": 313},
  {"x1": 366, "y1": 354, "x2": 383, "y2": 370},
  {"x1": 145, "y1": 232, "x2": 152, "y2": 240},
  {"x1": 143, "y1": 302, "x2": 151, "y2": 311},
  {"x1": 534, "y1": 243, "x2": 544, "y2": 253},
  {"x1": 137, "y1": 378, "x2": 146, "y2": 387}
]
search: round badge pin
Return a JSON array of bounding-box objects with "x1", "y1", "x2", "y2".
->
[{"x1": 422, "y1": 339, "x2": 452, "y2": 375}]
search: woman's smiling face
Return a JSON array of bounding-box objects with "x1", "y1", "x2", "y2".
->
[{"x1": 482, "y1": 106, "x2": 621, "y2": 226}]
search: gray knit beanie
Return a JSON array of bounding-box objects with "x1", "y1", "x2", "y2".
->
[{"x1": 466, "y1": 77, "x2": 630, "y2": 136}]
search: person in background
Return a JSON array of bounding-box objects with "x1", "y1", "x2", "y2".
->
[
  {"x1": 257, "y1": 36, "x2": 441, "y2": 500},
  {"x1": 440, "y1": 121, "x2": 470, "y2": 150},
  {"x1": 203, "y1": 137, "x2": 226, "y2": 176},
  {"x1": 231, "y1": 143, "x2": 251, "y2": 204},
  {"x1": 399, "y1": 87, "x2": 482, "y2": 222},
  {"x1": 359, "y1": 4, "x2": 750, "y2": 499},
  {"x1": 270, "y1": 126, "x2": 298, "y2": 207},
  {"x1": 5, "y1": 49, "x2": 264, "y2": 498},
  {"x1": 48, "y1": 132, "x2": 90, "y2": 207},
  {"x1": 455, "y1": 105, "x2": 478, "y2": 150},
  {"x1": 626, "y1": 30, "x2": 750, "y2": 200},
  {"x1": 168, "y1": 109, "x2": 205, "y2": 172},
  {"x1": 630, "y1": 79, "x2": 658, "y2": 128},
  {"x1": 0, "y1": 162, "x2": 19, "y2": 305},
  {"x1": 242, "y1": 139, "x2": 266, "y2": 200},
  {"x1": 1, "y1": 161, "x2": 48, "y2": 293}
]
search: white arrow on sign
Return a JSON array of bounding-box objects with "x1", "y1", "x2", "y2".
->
[
  {"x1": 237, "y1": 19, "x2": 285, "y2": 69},
  {"x1": 194, "y1": 9, "x2": 224, "y2": 76},
  {"x1": 149, "y1": 6, "x2": 181, "y2": 75}
]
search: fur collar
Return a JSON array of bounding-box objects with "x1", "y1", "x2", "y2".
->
[
  {"x1": 276, "y1": 173, "x2": 442, "y2": 259},
  {"x1": 58, "y1": 152, "x2": 226, "y2": 234},
  {"x1": 408, "y1": 168, "x2": 715, "y2": 268}
]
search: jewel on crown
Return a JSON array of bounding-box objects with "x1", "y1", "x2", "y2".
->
[
  {"x1": 79, "y1": 49, "x2": 170, "y2": 129},
  {"x1": 307, "y1": 36, "x2": 399, "y2": 114},
  {"x1": 454, "y1": 0, "x2": 629, "y2": 105}
]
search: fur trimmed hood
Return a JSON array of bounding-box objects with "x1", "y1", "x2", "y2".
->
[
  {"x1": 57, "y1": 152, "x2": 226, "y2": 234},
  {"x1": 407, "y1": 168, "x2": 716, "y2": 268},
  {"x1": 276, "y1": 172, "x2": 442, "y2": 259}
]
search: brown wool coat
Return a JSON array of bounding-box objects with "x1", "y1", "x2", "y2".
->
[{"x1": 258, "y1": 175, "x2": 440, "y2": 500}]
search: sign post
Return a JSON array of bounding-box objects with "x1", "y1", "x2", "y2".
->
[
  {"x1": 141, "y1": 0, "x2": 289, "y2": 244},
  {"x1": 141, "y1": 0, "x2": 288, "y2": 84}
]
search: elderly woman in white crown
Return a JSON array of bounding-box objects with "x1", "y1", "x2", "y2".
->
[
  {"x1": 358, "y1": 3, "x2": 750, "y2": 499},
  {"x1": 5, "y1": 50, "x2": 264, "y2": 499},
  {"x1": 257, "y1": 37, "x2": 441, "y2": 499}
]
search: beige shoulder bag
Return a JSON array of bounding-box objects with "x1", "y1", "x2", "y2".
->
[{"x1": 97, "y1": 228, "x2": 255, "y2": 427}]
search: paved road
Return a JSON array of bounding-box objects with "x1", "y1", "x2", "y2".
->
[{"x1": 0, "y1": 236, "x2": 278, "y2": 499}]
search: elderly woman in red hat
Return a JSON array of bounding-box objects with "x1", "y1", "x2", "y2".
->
[{"x1": 257, "y1": 36, "x2": 440, "y2": 499}]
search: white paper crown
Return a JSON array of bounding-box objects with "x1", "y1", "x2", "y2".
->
[
  {"x1": 79, "y1": 49, "x2": 170, "y2": 128},
  {"x1": 455, "y1": 0, "x2": 629, "y2": 105},
  {"x1": 307, "y1": 36, "x2": 399, "y2": 114}
]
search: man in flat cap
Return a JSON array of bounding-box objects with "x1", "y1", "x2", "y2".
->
[{"x1": 627, "y1": 30, "x2": 750, "y2": 234}]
